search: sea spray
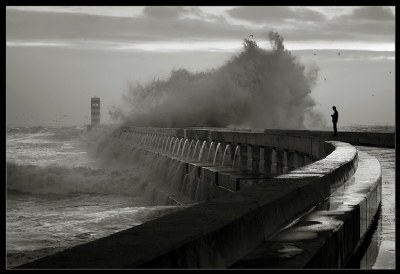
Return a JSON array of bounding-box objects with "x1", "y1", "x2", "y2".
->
[
  {"x1": 222, "y1": 144, "x2": 233, "y2": 167},
  {"x1": 110, "y1": 32, "x2": 325, "y2": 129},
  {"x1": 6, "y1": 126, "x2": 191, "y2": 268},
  {"x1": 6, "y1": 162, "x2": 147, "y2": 196},
  {"x1": 213, "y1": 142, "x2": 223, "y2": 165},
  {"x1": 93, "y1": 131, "x2": 200, "y2": 205}
]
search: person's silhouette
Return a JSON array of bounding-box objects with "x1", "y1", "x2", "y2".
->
[{"x1": 331, "y1": 106, "x2": 338, "y2": 136}]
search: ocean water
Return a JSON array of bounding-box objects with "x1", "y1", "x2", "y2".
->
[
  {"x1": 6, "y1": 126, "x2": 183, "y2": 268},
  {"x1": 6, "y1": 125, "x2": 395, "y2": 268}
]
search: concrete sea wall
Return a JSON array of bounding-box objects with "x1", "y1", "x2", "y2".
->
[
  {"x1": 16, "y1": 127, "x2": 383, "y2": 269},
  {"x1": 231, "y1": 150, "x2": 382, "y2": 268}
]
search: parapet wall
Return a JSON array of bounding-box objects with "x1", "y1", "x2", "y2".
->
[
  {"x1": 124, "y1": 126, "x2": 394, "y2": 148},
  {"x1": 17, "y1": 127, "x2": 381, "y2": 269},
  {"x1": 232, "y1": 150, "x2": 382, "y2": 268}
]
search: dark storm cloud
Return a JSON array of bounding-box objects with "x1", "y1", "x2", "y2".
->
[
  {"x1": 226, "y1": 6, "x2": 326, "y2": 23},
  {"x1": 6, "y1": 9, "x2": 250, "y2": 42}
]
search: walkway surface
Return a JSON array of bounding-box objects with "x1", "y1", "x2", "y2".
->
[{"x1": 355, "y1": 146, "x2": 395, "y2": 269}]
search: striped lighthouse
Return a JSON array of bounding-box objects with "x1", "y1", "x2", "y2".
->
[{"x1": 91, "y1": 97, "x2": 100, "y2": 126}]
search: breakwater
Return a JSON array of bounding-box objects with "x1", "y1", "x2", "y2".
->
[
  {"x1": 261, "y1": 129, "x2": 394, "y2": 148},
  {"x1": 16, "y1": 127, "x2": 386, "y2": 269}
]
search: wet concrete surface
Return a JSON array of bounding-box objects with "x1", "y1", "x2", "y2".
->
[
  {"x1": 355, "y1": 146, "x2": 395, "y2": 269},
  {"x1": 230, "y1": 148, "x2": 383, "y2": 269}
]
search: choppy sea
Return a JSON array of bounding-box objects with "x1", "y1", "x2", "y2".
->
[
  {"x1": 5, "y1": 125, "x2": 395, "y2": 268},
  {"x1": 6, "y1": 126, "x2": 182, "y2": 268}
]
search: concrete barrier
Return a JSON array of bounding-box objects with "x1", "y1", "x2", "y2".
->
[
  {"x1": 231, "y1": 150, "x2": 381, "y2": 269},
  {"x1": 126, "y1": 127, "x2": 394, "y2": 148},
  {"x1": 16, "y1": 127, "x2": 379, "y2": 269}
]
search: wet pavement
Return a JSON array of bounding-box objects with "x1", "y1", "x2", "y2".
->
[{"x1": 356, "y1": 146, "x2": 395, "y2": 269}]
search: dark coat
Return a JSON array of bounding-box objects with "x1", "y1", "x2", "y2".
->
[{"x1": 332, "y1": 110, "x2": 338, "y2": 123}]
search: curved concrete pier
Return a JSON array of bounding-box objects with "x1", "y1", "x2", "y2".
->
[
  {"x1": 231, "y1": 150, "x2": 382, "y2": 268},
  {"x1": 16, "y1": 127, "x2": 383, "y2": 269}
]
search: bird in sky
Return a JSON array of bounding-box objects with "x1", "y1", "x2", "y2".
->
[
  {"x1": 324, "y1": 77, "x2": 327, "y2": 81},
  {"x1": 338, "y1": 52, "x2": 341, "y2": 56},
  {"x1": 313, "y1": 53, "x2": 317, "y2": 56}
]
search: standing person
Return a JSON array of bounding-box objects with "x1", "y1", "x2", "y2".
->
[{"x1": 331, "y1": 106, "x2": 339, "y2": 136}]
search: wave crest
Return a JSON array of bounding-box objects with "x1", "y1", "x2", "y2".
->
[{"x1": 110, "y1": 32, "x2": 326, "y2": 129}]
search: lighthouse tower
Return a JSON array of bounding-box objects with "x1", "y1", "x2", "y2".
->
[{"x1": 91, "y1": 97, "x2": 100, "y2": 126}]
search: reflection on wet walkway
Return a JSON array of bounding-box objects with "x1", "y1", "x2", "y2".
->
[{"x1": 356, "y1": 146, "x2": 395, "y2": 269}]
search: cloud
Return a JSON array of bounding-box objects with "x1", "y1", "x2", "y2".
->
[
  {"x1": 6, "y1": 7, "x2": 395, "y2": 51},
  {"x1": 268, "y1": 7, "x2": 395, "y2": 44},
  {"x1": 6, "y1": 6, "x2": 144, "y2": 18},
  {"x1": 225, "y1": 6, "x2": 394, "y2": 43},
  {"x1": 6, "y1": 9, "x2": 249, "y2": 41},
  {"x1": 142, "y1": 6, "x2": 186, "y2": 19},
  {"x1": 325, "y1": 7, "x2": 395, "y2": 38},
  {"x1": 6, "y1": 41, "x2": 72, "y2": 47},
  {"x1": 279, "y1": 19, "x2": 394, "y2": 42},
  {"x1": 320, "y1": 8, "x2": 395, "y2": 42},
  {"x1": 226, "y1": 6, "x2": 326, "y2": 23},
  {"x1": 352, "y1": 6, "x2": 395, "y2": 21},
  {"x1": 142, "y1": 6, "x2": 211, "y2": 21}
]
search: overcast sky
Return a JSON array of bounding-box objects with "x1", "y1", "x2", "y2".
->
[{"x1": 6, "y1": 6, "x2": 395, "y2": 128}]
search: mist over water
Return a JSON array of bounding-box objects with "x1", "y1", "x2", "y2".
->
[
  {"x1": 6, "y1": 126, "x2": 187, "y2": 268},
  {"x1": 110, "y1": 32, "x2": 325, "y2": 129}
]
